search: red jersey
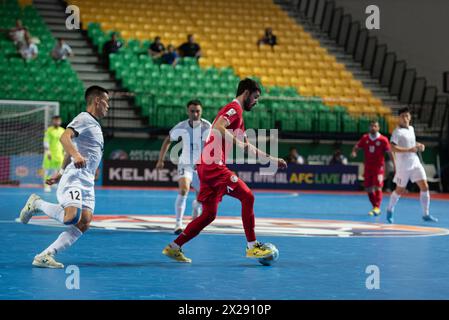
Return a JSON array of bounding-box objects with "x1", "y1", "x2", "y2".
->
[
  {"x1": 200, "y1": 100, "x2": 246, "y2": 167},
  {"x1": 356, "y1": 133, "x2": 391, "y2": 171}
]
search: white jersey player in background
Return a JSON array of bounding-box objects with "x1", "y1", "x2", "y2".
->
[
  {"x1": 156, "y1": 100, "x2": 211, "y2": 234},
  {"x1": 386, "y1": 107, "x2": 438, "y2": 223},
  {"x1": 19, "y1": 86, "x2": 110, "y2": 268}
]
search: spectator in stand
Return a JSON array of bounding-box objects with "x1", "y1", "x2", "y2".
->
[
  {"x1": 178, "y1": 34, "x2": 201, "y2": 59},
  {"x1": 286, "y1": 146, "x2": 305, "y2": 165},
  {"x1": 3, "y1": 19, "x2": 28, "y2": 48},
  {"x1": 149, "y1": 36, "x2": 165, "y2": 59},
  {"x1": 102, "y1": 32, "x2": 123, "y2": 67},
  {"x1": 19, "y1": 32, "x2": 38, "y2": 61},
  {"x1": 257, "y1": 27, "x2": 277, "y2": 50},
  {"x1": 161, "y1": 44, "x2": 179, "y2": 66},
  {"x1": 51, "y1": 38, "x2": 73, "y2": 61},
  {"x1": 329, "y1": 148, "x2": 348, "y2": 165}
]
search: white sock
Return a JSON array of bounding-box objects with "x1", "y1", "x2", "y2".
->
[
  {"x1": 247, "y1": 241, "x2": 257, "y2": 249},
  {"x1": 387, "y1": 191, "x2": 401, "y2": 212},
  {"x1": 170, "y1": 242, "x2": 180, "y2": 249},
  {"x1": 40, "y1": 225, "x2": 83, "y2": 256},
  {"x1": 175, "y1": 194, "x2": 188, "y2": 225},
  {"x1": 420, "y1": 191, "x2": 430, "y2": 216},
  {"x1": 192, "y1": 199, "x2": 202, "y2": 217},
  {"x1": 35, "y1": 199, "x2": 65, "y2": 224}
]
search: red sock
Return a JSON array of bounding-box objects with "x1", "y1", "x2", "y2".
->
[
  {"x1": 229, "y1": 180, "x2": 256, "y2": 242},
  {"x1": 174, "y1": 201, "x2": 218, "y2": 247},
  {"x1": 368, "y1": 192, "x2": 376, "y2": 207},
  {"x1": 374, "y1": 189, "x2": 383, "y2": 208}
]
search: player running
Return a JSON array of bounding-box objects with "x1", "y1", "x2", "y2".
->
[
  {"x1": 351, "y1": 120, "x2": 394, "y2": 216},
  {"x1": 386, "y1": 107, "x2": 438, "y2": 223},
  {"x1": 162, "y1": 78, "x2": 287, "y2": 263},
  {"x1": 42, "y1": 115, "x2": 65, "y2": 193},
  {"x1": 18, "y1": 86, "x2": 109, "y2": 268},
  {"x1": 156, "y1": 99, "x2": 211, "y2": 234}
]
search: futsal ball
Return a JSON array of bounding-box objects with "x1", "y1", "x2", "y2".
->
[{"x1": 258, "y1": 243, "x2": 279, "y2": 266}]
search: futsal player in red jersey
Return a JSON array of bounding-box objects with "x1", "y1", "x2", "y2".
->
[
  {"x1": 351, "y1": 120, "x2": 394, "y2": 216},
  {"x1": 163, "y1": 78, "x2": 287, "y2": 263}
]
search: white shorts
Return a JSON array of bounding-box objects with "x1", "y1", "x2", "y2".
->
[
  {"x1": 177, "y1": 164, "x2": 200, "y2": 191},
  {"x1": 56, "y1": 169, "x2": 96, "y2": 212},
  {"x1": 393, "y1": 165, "x2": 427, "y2": 188}
]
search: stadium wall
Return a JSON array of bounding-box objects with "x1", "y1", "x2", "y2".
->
[
  {"x1": 103, "y1": 137, "x2": 438, "y2": 165},
  {"x1": 334, "y1": 0, "x2": 449, "y2": 92}
]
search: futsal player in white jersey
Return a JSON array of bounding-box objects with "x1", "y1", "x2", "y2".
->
[
  {"x1": 19, "y1": 86, "x2": 110, "y2": 268},
  {"x1": 156, "y1": 100, "x2": 211, "y2": 234},
  {"x1": 386, "y1": 107, "x2": 438, "y2": 223}
]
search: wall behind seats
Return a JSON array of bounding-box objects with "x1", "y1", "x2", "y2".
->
[{"x1": 334, "y1": 0, "x2": 449, "y2": 92}]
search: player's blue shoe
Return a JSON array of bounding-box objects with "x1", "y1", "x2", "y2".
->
[
  {"x1": 422, "y1": 215, "x2": 438, "y2": 222},
  {"x1": 386, "y1": 210, "x2": 394, "y2": 224}
]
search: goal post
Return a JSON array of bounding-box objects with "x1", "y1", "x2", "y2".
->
[{"x1": 0, "y1": 100, "x2": 60, "y2": 186}]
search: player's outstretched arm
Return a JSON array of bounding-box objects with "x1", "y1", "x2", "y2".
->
[
  {"x1": 387, "y1": 151, "x2": 396, "y2": 172},
  {"x1": 351, "y1": 145, "x2": 359, "y2": 158},
  {"x1": 244, "y1": 136, "x2": 287, "y2": 169},
  {"x1": 60, "y1": 128, "x2": 86, "y2": 168},
  {"x1": 156, "y1": 136, "x2": 171, "y2": 169},
  {"x1": 213, "y1": 116, "x2": 287, "y2": 169}
]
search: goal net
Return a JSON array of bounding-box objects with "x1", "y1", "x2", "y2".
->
[{"x1": 0, "y1": 100, "x2": 59, "y2": 186}]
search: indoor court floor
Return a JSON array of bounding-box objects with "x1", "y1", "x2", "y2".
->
[{"x1": 1, "y1": 186, "x2": 448, "y2": 300}]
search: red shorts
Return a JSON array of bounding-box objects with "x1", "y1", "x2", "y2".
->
[
  {"x1": 197, "y1": 164, "x2": 241, "y2": 203},
  {"x1": 364, "y1": 170, "x2": 384, "y2": 188}
]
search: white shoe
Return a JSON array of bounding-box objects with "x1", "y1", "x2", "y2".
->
[
  {"x1": 19, "y1": 194, "x2": 40, "y2": 224},
  {"x1": 44, "y1": 185, "x2": 51, "y2": 193},
  {"x1": 32, "y1": 253, "x2": 64, "y2": 269}
]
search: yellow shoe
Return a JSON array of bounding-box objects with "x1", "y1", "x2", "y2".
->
[
  {"x1": 162, "y1": 245, "x2": 192, "y2": 263},
  {"x1": 246, "y1": 242, "x2": 273, "y2": 259},
  {"x1": 369, "y1": 207, "x2": 381, "y2": 217}
]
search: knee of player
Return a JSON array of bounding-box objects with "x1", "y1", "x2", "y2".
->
[
  {"x1": 202, "y1": 205, "x2": 218, "y2": 223},
  {"x1": 77, "y1": 221, "x2": 90, "y2": 233},
  {"x1": 245, "y1": 191, "x2": 255, "y2": 204},
  {"x1": 63, "y1": 207, "x2": 82, "y2": 225},
  {"x1": 76, "y1": 211, "x2": 93, "y2": 232},
  {"x1": 179, "y1": 188, "x2": 189, "y2": 196}
]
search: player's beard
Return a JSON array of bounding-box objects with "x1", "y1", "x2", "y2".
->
[{"x1": 243, "y1": 96, "x2": 253, "y2": 111}]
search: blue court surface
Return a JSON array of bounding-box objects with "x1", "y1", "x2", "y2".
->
[{"x1": 1, "y1": 187, "x2": 448, "y2": 300}]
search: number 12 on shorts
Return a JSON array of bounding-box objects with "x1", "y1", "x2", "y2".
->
[{"x1": 68, "y1": 190, "x2": 81, "y2": 201}]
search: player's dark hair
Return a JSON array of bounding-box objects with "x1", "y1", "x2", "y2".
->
[
  {"x1": 52, "y1": 115, "x2": 61, "y2": 120},
  {"x1": 236, "y1": 78, "x2": 261, "y2": 97},
  {"x1": 85, "y1": 86, "x2": 109, "y2": 105},
  {"x1": 186, "y1": 99, "x2": 202, "y2": 108},
  {"x1": 398, "y1": 107, "x2": 410, "y2": 115},
  {"x1": 369, "y1": 120, "x2": 379, "y2": 125}
]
